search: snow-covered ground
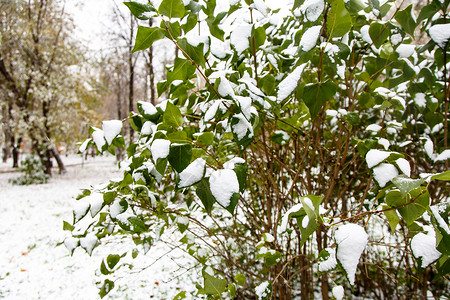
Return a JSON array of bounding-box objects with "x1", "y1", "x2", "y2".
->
[{"x1": 0, "y1": 155, "x2": 195, "y2": 299}]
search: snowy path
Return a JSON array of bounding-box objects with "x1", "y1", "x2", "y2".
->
[{"x1": 0, "y1": 156, "x2": 194, "y2": 300}]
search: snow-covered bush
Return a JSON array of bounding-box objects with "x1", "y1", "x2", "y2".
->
[
  {"x1": 66, "y1": 0, "x2": 449, "y2": 298},
  {"x1": 10, "y1": 154, "x2": 50, "y2": 185}
]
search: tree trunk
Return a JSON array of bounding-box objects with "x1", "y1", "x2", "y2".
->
[
  {"x1": 11, "y1": 137, "x2": 21, "y2": 168},
  {"x1": 51, "y1": 148, "x2": 66, "y2": 174}
]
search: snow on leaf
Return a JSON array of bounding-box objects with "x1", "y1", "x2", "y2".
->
[
  {"x1": 64, "y1": 237, "x2": 79, "y2": 255},
  {"x1": 79, "y1": 138, "x2": 91, "y2": 153},
  {"x1": 366, "y1": 124, "x2": 382, "y2": 132},
  {"x1": 335, "y1": 224, "x2": 368, "y2": 285},
  {"x1": 430, "y1": 206, "x2": 450, "y2": 235},
  {"x1": 280, "y1": 204, "x2": 303, "y2": 232},
  {"x1": 138, "y1": 100, "x2": 158, "y2": 116},
  {"x1": 230, "y1": 23, "x2": 252, "y2": 55},
  {"x1": 92, "y1": 129, "x2": 106, "y2": 151},
  {"x1": 395, "y1": 158, "x2": 411, "y2": 177},
  {"x1": 332, "y1": 285, "x2": 344, "y2": 300},
  {"x1": 209, "y1": 169, "x2": 240, "y2": 207},
  {"x1": 429, "y1": 24, "x2": 450, "y2": 49},
  {"x1": 150, "y1": 139, "x2": 171, "y2": 162},
  {"x1": 80, "y1": 233, "x2": 98, "y2": 255},
  {"x1": 300, "y1": 0, "x2": 325, "y2": 22},
  {"x1": 366, "y1": 149, "x2": 391, "y2": 168},
  {"x1": 410, "y1": 229, "x2": 442, "y2": 268},
  {"x1": 178, "y1": 158, "x2": 206, "y2": 188},
  {"x1": 318, "y1": 248, "x2": 337, "y2": 272},
  {"x1": 73, "y1": 199, "x2": 90, "y2": 223},
  {"x1": 396, "y1": 44, "x2": 415, "y2": 58},
  {"x1": 102, "y1": 120, "x2": 122, "y2": 144},
  {"x1": 89, "y1": 192, "x2": 104, "y2": 217},
  {"x1": 232, "y1": 113, "x2": 254, "y2": 140},
  {"x1": 373, "y1": 163, "x2": 398, "y2": 187},
  {"x1": 217, "y1": 76, "x2": 235, "y2": 98},
  {"x1": 300, "y1": 26, "x2": 322, "y2": 52},
  {"x1": 255, "y1": 281, "x2": 271, "y2": 300},
  {"x1": 277, "y1": 63, "x2": 307, "y2": 102}
]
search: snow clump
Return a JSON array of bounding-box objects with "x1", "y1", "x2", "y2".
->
[
  {"x1": 178, "y1": 158, "x2": 206, "y2": 188},
  {"x1": 429, "y1": 24, "x2": 450, "y2": 48},
  {"x1": 277, "y1": 63, "x2": 307, "y2": 101},
  {"x1": 335, "y1": 223, "x2": 368, "y2": 285},
  {"x1": 410, "y1": 227, "x2": 442, "y2": 268},
  {"x1": 318, "y1": 247, "x2": 337, "y2": 272},
  {"x1": 209, "y1": 169, "x2": 240, "y2": 207},
  {"x1": 150, "y1": 139, "x2": 171, "y2": 162},
  {"x1": 255, "y1": 281, "x2": 271, "y2": 300},
  {"x1": 102, "y1": 120, "x2": 122, "y2": 144},
  {"x1": 373, "y1": 163, "x2": 399, "y2": 187},
  {"x1": 332, "y1": 285, "x2": 344, "y2": 300}
]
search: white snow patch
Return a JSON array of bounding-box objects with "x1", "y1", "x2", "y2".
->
[
  {"x1": 151, "y1": 139, "x2": 171, "y2": 162},
  {"x1": 92, "y1": 130, "x2": 106, "y2": 151},
  {"x1": 255, "y1": 281, "x2": 271, "y2": 300},
  {"x1": 218, "y1": 76, "x2": 235, "y2": 98},
  {"x1": 78, "y1": 138, "x2": 91, "y2": 153},
  {"x1": 280, "y1": 204, "x2": 303, "y2": 232},
  {"x1": 230, "y1": 24, "x2": 253, "y2": 55},
  {"x1": 318, "y1": 248, "x2": 337, "y2": 272},
  {"x1": 178, "y1": 158, "x2": 206, "y2": 188},
  {"x1": 88, "y1": 192, "x2": 104, "y2": 217},
  {"x1": 300, "y1": 25, "x2": 322, "y2": 52},
  {"x1": 378, "y1": 138, "x2": 390, "y2": 150},
  {"x1": 232, "y1": 113, "x2": 254, "y2": 140},
  {"x1": 277, "y1": 63, "x2": 307, "y2": 101},
  {"x1": 411, "y1": 229, "x2": 442, "y2": 268},
  {"x1": 396, "y1": 44, "x2": 415, "y2": 58},
  {"x1": 102, "y1": 120, "x2": 122, "y2": 144},
  {"x1": 73, "y1": 200, "x2": 90, "y2": 223},
  {"x1": 209, "y1": 169, "x2": 240, "y2": 207},
  {"x1": 335, "y1": 224, "x2": 368, "y2": 285},
  {"x1": 79, "y1": 233, "x2": 98, "y2": 255},
  {"x1": 424, "y1": 139, "x2": 435, "y2": 160},
  {"x1": 64, "y1": 237, "x2": 79, "y2": 254},
  {"x1": 223, "y1": 157, "x2": 246, "y2": 169},
  {"x1": 138, "y1": 101, "x2": 158, "y2": 116},
  {"x1": 395, "y1": 158, "x2": 411, "y2": 177},
  {"x1": 373, "y1": 163, "x2": 399, "y2": 187},
  {"x1": 300, "y1": 0, "x2": 324, "y2": 22},
  {"x1": 391, "y1": 33, "x2": 403, "y2": 45},
  {"x1": 252, "y1": 0, "x2": 269, "y2": 16},
  {"x1": 414, "y1": 93, "x2": 426, "y2": 108},
  {"x1": 366, "y1": 124, "x2": 382, "y2": 132},
  {"x1": 429, "y1": 24, "x2": 450, "y2": 48},
  {"x1": 141, "y1": 121, "x2": 154, "y2": 136},
  {"x1": 332, "y1": 285, "x2": 344, "y2": 300},
  {"x1": 436, "y1": 149, "x2": 450, "y2": 162},
  {"x1": 360, "y1": 25, "x2": 372, "y2": 44},
  {"x1": 366, "y1": 149, "x2": 392, "y2": 168},
  {"x1": 430, "y1": 206, "x2": 450, "y2": 234}
]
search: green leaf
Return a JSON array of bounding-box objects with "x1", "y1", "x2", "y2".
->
[
  {"x1": 124, "y1": 2, "x2": 157, "y2": 20},
  {"x1": 436, "y1": 255, "x2": 450, "y2": 276},
  {"x1": 369, "y1": 22, "x2": 390, "y2": 48},
  {"x1": 168, "y1": 143, "x2": 192, "y2": 172},
  {"x1": 196, "y1": 132, "x2": 214, "y2": 145},
  {"x1": 103, "y1": 191, "x2": 116, "y2": 205},
  {"x1": 132, "y1": 26, "x2": 165, "y2": 52},
  {"x1": 173, "y1": 291, "x2": 187, "y2": 300},
  {"x1": 383, "y1": 206, "x2": 400, "y2": 232},
  {"x1": 76, "y1": 189, "x2": 91, "y2": 200},
  {"x1": 167, "y1": 58, "x2": 196, "y2": 85},
  {"x1": 162, "y1": 20, "x2": 181, "y2": 39},
  {"x1": 206, "y1": 12, "x2": 226, "y2": 41},
  {"x1": 225, "y1": 193, "x2": 240, "y2": 215},
  {"x1": 303, "y1": 81, "x2": 337, "y2": 118},
  {"x1": 178, "y1": 38, "x2": 206, "y2": 68},
  {"x1": 233, "y1": 163, "x2": 248, "y2": 193},
  {"x1": 203, "y1": 271, "x2": 227, "y2": 295},
  {"x1": 298, "y1": 196, "x2": 322, "y2": 246},
  {"x1": 106, "y1": 254, "x2": 122, "y2": 270},
  {"x1": 228, "y1": 283, "x2": 236, "y2": 298},
  {"x1": 326, "y1": 0, "x2": 352, "y2": 38},
  {"x1": 63, "y1": 221, "x2": 75, "y2": 231},
  {"x1": 417, "y1": 2, "x2": 440, "y2": 23},
  {"x1": 158, "y1": 0, "x2": 185, "y2": 18},
  {"x1": 394, "y1": 5, "x2": 416, "y2": 37},
  {"x1": 99, "y1": 279, "x2": 115, "y2": 298},
  {"x1": 182, "y1": 13, "x2": 198, "y2": 34},
  {"x1": 385, "y1": 188, "x2": 429, "y2": 226},
  {"x1": 163, "y1": 102, "x2": 184, "y2": 128},
  {"x1": 100, "y1": 260, "x2": 110, "y2": 275},
  {"x1": 235, "y1": 273, "x2": 246, "y2": 287},
  {"x1": 432, "y1": 170, "x2": 450, "y2": 181},
  {"x1": 392, "y1": 175, "x2": 426, "y2": 196},
  {"x1": 196, "y1": 178, "x2": 215, "y2": 213}
]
